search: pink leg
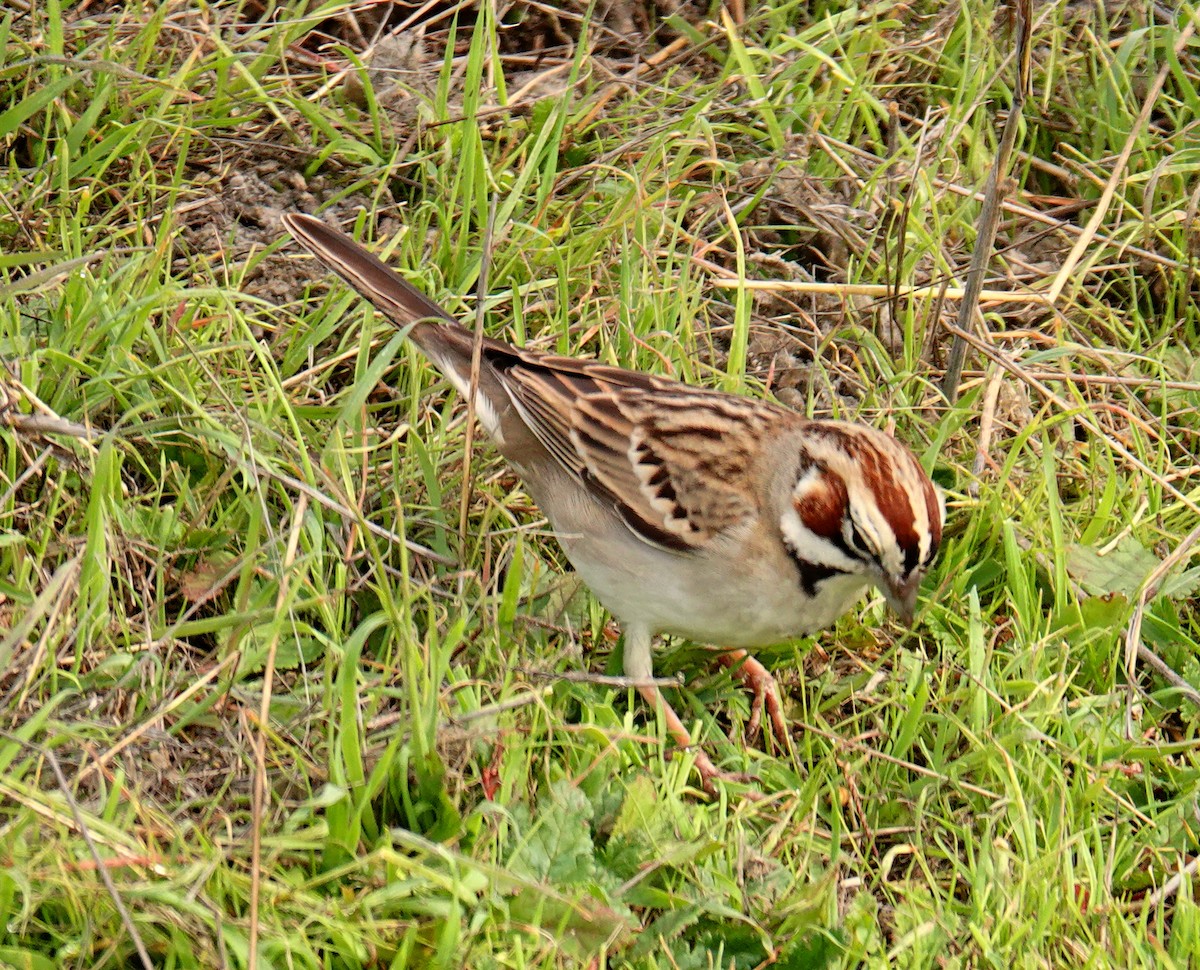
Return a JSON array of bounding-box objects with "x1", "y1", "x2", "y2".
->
[
  {"x1": 636, "y1": 683, "x2": 755, "y2": 796},
  {"x1": 625, "y1": 625, "x2": 756, "y2": 795}
]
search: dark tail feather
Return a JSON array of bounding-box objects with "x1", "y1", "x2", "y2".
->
[{"x1": 282, "y1": 213, "x2": 456, "y2": 329}]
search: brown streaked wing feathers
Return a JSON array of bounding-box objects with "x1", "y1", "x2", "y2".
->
[
  {"x1": 568, "y1": 391, "x2": 768, "y2": 550},
  {"x1": 285, "y1": 212, "x2": 763, "y2": 552},
  {"x1": 494, "y1": 362, "x2": 763, "y2": 551}
]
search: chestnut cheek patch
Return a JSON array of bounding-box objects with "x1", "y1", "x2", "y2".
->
[{"x1": 794, "y1": 469, "x2": 850, "y2": 542}]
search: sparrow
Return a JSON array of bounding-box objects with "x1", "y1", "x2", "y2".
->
[{"x1": 282, "y1": 212, "x2": 944, "y2": 793}]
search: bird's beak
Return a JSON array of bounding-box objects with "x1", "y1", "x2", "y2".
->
[{"x1": 883, "y1": 575, "x2": 920, "y2": 626}]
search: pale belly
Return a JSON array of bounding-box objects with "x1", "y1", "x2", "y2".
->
[
  {"x1": 524, "y1": 468, "x2": 872, "y2": 648},
  {"x1": 558, "y1": 526, "x2": 870, "y2": 648}
]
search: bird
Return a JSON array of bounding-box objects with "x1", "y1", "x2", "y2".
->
[{"x1": 282, "y1": 212, "x2": 944, "y2": 793}]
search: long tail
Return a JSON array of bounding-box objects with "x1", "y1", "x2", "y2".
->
[
  {"x1": 282, "y1": 213, "x2": 457, "y2": 331},
  {"x1": 283, "y1": 212, "x2": 514, "y2": 437}
]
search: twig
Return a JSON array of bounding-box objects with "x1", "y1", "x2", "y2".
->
[
  {"x1": 942, "y1": 0, "x2": 1031, "y2": 402},
  {"x1": 237, "y1": 458, "x2": 454, "y2": 566},
  {"x1": 444, "y1": 687, "x2": 555, "y2": 725},
  {"x1": 960, "y1": 369, "x2": 1200, "y2": 394},
  {"x1": 522, "y1": 668, "x2": 687, "y2": 689},
  {"x1": 2, "y1": 411, "x2": 101, "y2": 441},
  {"x1": 1134, "y1": 643, "x2": 1200, "y2": 708},
  {"x1": 706, "y1": 274, "x2": 1044, "y2": 305},
  {"x1": 2, "y1": 377, "x2": 100, "y2": 450},
  {"x1": 970, "y1": 366, "x2": 1004, "y2": 492},
  {"x1": 1141, "y1": 852, "x2": 1200, "y2": 911}
]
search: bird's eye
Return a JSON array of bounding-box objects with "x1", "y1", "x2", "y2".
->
[{"x1": 847, "y1": 520, "x2": 872, "y2": 560}]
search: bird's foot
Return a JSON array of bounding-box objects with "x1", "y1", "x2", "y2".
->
[
  {"x1": 687, "y1": 747, "x2": 762, "y2": 799},
  {"x1": 715, "y1": 649, "x2": 790, "y2": 750},
  {"x1": 638, "y1": 682, "x2": 759, "y2": 797}
]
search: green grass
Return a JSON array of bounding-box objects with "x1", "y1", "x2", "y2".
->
[{"x1": 1, "y1": 1, "x2": 1198, "y2": 967}]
